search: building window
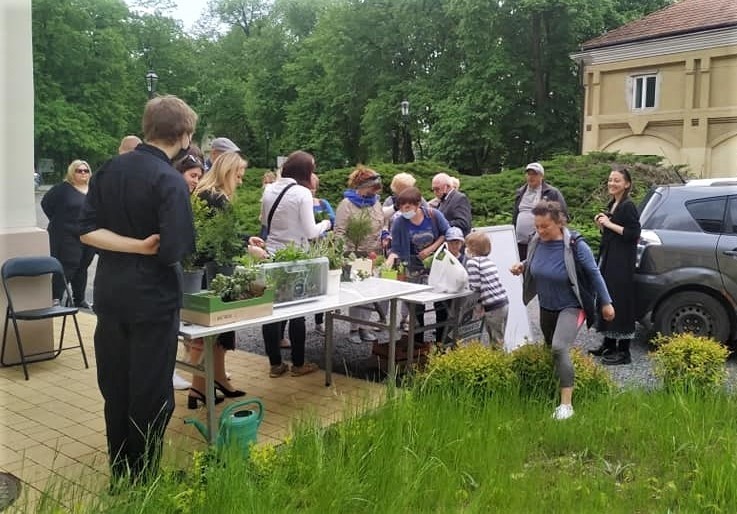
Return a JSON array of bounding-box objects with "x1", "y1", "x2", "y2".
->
[{"x1": 632, "y1": 74, "x2": 657, "y2": 110}]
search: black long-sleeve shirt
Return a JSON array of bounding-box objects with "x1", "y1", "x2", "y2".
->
[
  {"x1": 41, "y1": 181, "x2": 89, "y2": 267},
  {"x1": 79, "y1": 143, "x2": 195, "y2": 322}
]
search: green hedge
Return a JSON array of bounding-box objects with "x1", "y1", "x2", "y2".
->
[{"x1": 238, "y1": 152, "x2": 682, "y2": 251}]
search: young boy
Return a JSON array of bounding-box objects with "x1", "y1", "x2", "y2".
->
[{"x1": 465, "y1": 231, "x2": 509, "y2": 348}]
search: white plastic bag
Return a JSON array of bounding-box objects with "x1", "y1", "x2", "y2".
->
[{"x1": 428, "y1": 243, "x2": 469, "y2": 293}]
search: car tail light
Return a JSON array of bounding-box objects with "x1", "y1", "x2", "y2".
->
[{"x1": 636, "y1": 229, "x2": 662, "y2": 269}]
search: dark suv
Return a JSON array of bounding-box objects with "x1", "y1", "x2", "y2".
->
[{"x1": 635, "y1": 180, "x2": 737, "y2": 343}]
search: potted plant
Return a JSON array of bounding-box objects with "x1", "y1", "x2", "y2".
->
[
  {"x1": 181, "y1": 265, "x2": 274, "y2": 326},
  {"x1": 310, "y1": 233, "x2": 348, "y2": 295},
  {"x1": 197, "y1": 201, "x2": 245, "y2": 286},
  {"x1": 344, "y1": 209, "x2": 376, "y2": 279},
  {"x1": 181, "y1": 196, "x2": 209, "y2": 293},
  {"x1": 344, "y1": 209, "x2": 374, "y2": 254}
]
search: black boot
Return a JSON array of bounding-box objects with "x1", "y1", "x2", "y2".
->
[
  {"x1": 589, "y1": 337, "x2": 616, "y2": 357},
  {"x1": 602, "y1": 339, "x2": 631, "y2": 365}
]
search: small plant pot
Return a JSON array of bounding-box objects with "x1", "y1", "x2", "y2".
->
[
  {"x1": 380, "y1": 269, "x2": 398, "y2": 280},
  {"x1": 326, "y1": 269, "x2": 342, "y2": 295},
  {"x1": 182, "y1": 268, "x2": 205, "y2": 294}
]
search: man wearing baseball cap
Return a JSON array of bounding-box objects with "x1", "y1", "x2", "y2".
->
[{"x1": 512, "y1": 162, "x2": 567, "y2": 260}]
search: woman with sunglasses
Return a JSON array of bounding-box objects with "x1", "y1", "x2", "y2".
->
[
  {"x1": 41, "y1": 159, "x2": 95, "y2": 307},
  {"x1": 174, "y1": 153, "x2": 204, "y2": 193}
]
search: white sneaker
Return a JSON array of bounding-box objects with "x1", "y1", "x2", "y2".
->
[
  {"x1": 552, "y1": 404, "x2": 574, "y2": 420},
  {"x1": 172, "y1": 371, "x2": 191, "y2": 390},
  {"x1": 315, "y1": 323, "x2": 325, "y2": 335}
]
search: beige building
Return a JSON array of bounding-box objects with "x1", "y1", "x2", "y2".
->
[{"x1": 571, "y1": 0, "x2": 737, "y2": 177}]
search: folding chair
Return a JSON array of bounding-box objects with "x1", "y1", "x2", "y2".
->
[{"x1": 1, "y1": 256, "x2": 88, "y2": 380}]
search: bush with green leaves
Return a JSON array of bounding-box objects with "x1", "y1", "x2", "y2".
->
[
  {"x1": 651, "y1": 333, "x2": 730, "y2": 392},
  {"x1": 419, "y1": 340, "x2": 518, "y2": 397},
  {"x1": 510, "y1": 343, "x2": 613, "y2": 401}
]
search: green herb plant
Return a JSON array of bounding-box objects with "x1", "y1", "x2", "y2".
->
[
  {"x1": 209, "y1": 266, "x2": 266, "y2": 302},
  {"x1": 309, "y1": 232, "x2": 348, "y2": 270},
  {"x1": 344, "y1": 209, "x2": 374, "y2": 253}
]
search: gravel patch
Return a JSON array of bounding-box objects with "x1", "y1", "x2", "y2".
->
[{"x1": 235, "y1": 298, "x2": 737, "y2": 389}]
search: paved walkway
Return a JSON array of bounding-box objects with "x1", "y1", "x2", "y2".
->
[{"x1": 0, "y1": 312, "x2": 384, "y2": 511}]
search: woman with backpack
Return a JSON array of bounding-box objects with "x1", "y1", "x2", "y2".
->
[{"x1": 511, "y1": 200, "x2": 614, "y2": 420}]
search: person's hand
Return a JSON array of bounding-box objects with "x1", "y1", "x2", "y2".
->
[
  {"x1": 418, "y1": 248, "x2": 432, "y2": 261},
  {"x1": 601, "y1": 303, "x2": 615, "y2": 321},
  {"x1": 248, "y1": 236, "x2": 265, "y2": 248},
  {"x1": 385, "y1": 255, "x2": 396, "y2": 268},
  {"x1": 139, "y1": 234, "x2": 160, "y2": 255},
  {"x1": 594, "y1": 212, "x2": 609, "y2": 229},
  {"x1": 248, "y1": 245, "x2": 269, "y2": 260},
  {"x1": 510, "y1": 262, "x2": 524, "y2": 276}
]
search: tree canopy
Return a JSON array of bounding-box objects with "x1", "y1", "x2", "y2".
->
[{"x1": 32, "y1": 0, "x2": 673, "y2": 176}]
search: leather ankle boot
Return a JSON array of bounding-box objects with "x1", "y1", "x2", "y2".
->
[
  {"x1": 602, "y1": 351, "x2": 631, "y2": 365},
  {"x1": 589, "y1": 338, "x2": 616, "y2": 356}
]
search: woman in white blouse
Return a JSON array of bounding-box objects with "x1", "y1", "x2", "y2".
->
[{"x1": 260, "y1": 150, "x2": 332, "y2": 377}]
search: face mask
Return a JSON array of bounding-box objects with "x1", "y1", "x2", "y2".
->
[
  {"x1": 402, "y1": 210, "x2": 416, "y2": 220},
  {"x1": 172, "y1": 144, "x2": 191, "y2": 163}
]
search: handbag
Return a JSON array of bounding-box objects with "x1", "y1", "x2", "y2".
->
[{"x1": 428, "y1": 243, "x2": 469, "y2": 293}]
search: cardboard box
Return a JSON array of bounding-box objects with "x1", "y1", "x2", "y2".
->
[{"x1": 181, "y1": 289, "x2": 274, "y2": 327}]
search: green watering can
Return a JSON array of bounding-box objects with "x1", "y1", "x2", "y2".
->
[{"x1": 185, "y1": 398, "x2": 264, "y2": 456}]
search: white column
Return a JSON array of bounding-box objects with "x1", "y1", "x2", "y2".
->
[
  {"x1": 1, "y1": 0, "x2": 37, "y2": 229},
  {"x1": 0, "y1": 0, "x2": 54, "y2": 365}
]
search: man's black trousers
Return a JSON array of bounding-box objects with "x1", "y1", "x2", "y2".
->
[{"x1": 94, "y1": 313, "x2": 179, "y2": 481}]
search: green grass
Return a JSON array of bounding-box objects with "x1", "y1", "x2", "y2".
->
[{"x1": 19, "y1": 386, "x2": 737, "y2": 513}]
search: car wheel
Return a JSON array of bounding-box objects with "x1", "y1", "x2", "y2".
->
[{"x1": 654, "y1": 291, "x2": 730, "y2": 342}]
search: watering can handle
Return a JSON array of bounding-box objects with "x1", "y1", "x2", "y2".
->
[{"x1": 219, "y1": 398, "x2": 264, "y2": 427}]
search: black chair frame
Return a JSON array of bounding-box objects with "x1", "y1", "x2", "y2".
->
[{"x1": 1, "y1": 256, "x2": 88, "y2": 380}]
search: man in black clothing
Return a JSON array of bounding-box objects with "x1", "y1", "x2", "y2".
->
[
  {"x1": 79, "y1": 95, "x2": 197, "y2": 483},
  {"x1": 431, "y1": 172, "x2": 472, "y2": 236}
]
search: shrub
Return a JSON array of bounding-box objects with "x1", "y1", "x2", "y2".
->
[
  {"x1": 570, "y1": 347, "x2": 615, "y2": 401},
  {"x1": 509, "y1": 343, "x2": 558, "y2": 399},
  {"x1": 509, "y1": 343, "x2": 613, "y2": 401},
  {"x1": 418, "y1": 340, "x2": 518, "y2": 397},
  {"x1": 651, "y1": 333, "x2": 730, "y2": 392}
]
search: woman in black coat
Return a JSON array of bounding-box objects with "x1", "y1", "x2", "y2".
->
[
  {"x1": 589, "y1": 166, "x2": 641, "y2": 365},
  {"x1": 41, "y1": 159, "x2": 95, "y2": 307}
]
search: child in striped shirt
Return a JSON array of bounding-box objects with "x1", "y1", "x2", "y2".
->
[{"x1": 465, "y1": 232, "x2": 509, "y2": 348}]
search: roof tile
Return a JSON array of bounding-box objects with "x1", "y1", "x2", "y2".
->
[{"x1": 582, "y1": 0, "x2": 737, "y2": 50}]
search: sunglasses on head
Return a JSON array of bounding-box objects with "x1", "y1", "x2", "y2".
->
[{"x1": 178, "y1": 154, "x2": 203, "y2": 168}]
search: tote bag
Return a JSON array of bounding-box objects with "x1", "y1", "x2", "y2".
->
[{"x1": 428, "y1": 243, "x2": 469, "y2": 293}]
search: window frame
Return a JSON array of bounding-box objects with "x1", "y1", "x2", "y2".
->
[{"x1": 631, "y1": 73, "x2": 658, "y2": 111}]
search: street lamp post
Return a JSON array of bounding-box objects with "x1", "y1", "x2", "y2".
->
[
  {"x1": 400, "y1": 100, "x2": 413, "y2": 163},
  {"x1": 145, "y1": 70, "x2": 159, "y2": 99},
  {"x1": 265, "y1": 131, "x2": 271, "y2": 168}
]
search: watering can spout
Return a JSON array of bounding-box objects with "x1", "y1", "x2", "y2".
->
[{"x1": 184, "y1": 418, "x2": 209, "y2": 441}]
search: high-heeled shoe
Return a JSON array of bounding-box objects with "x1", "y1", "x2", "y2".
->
[
  {"x1": 215, "y1": 380, "x2": 246, "y2": 398},
  {"x1": 187, "y1": 387, "x2": 225, "y2": 410}
]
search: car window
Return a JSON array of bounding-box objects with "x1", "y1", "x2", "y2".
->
[
  {"x1": 685, "y1": 197, "x2": 726, "y2": 233},
  {"x1": 727, "y1": 197, "x2": 737, "y2": 234}
]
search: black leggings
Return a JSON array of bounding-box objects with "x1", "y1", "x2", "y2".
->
[{"x1": 263, "y1": 317, "x2": 306, "y2": 367}]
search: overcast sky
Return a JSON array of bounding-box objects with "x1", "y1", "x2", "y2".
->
[{"x1": 125, "y1": 0, "x2": 210, "y2": 30}]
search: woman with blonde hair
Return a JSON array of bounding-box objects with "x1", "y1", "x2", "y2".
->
[
  {"x1": 41, "y1": 159, "x2": 96, "y2": 307},
  {"x1": 194, "y1": 151, "x2": 246, "y2": 205},
  {"x1": 188, "y1": 151, "x2": 249, "y2": 406}
]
